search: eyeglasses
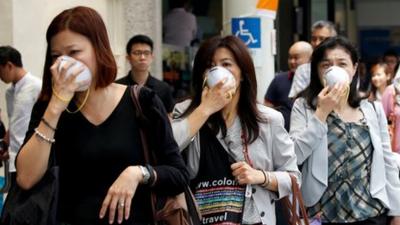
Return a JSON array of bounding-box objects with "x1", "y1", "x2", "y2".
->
[{"x1": 131, "y1": 50, "x2": 152, "y2": 57}]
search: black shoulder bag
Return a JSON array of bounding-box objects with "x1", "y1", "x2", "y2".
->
[{"x1": 1, "y1": 149, "x2": 59, "y2": 225}]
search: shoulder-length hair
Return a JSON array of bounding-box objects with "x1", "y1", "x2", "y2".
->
[
  {"x1": 302, "y1": 36, "x2": 365, "y2": 109},
  {"x1": 39, "y1": 6, "x2": 117, "y2": 101},
  {"x1": 179, "y1": 35, "x2": 265, "y2": 143}
]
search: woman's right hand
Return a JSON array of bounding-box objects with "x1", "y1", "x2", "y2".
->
[
  {"x1": 49, "y1": 57, "x2": 86, "y2": 114},
  {"x1": 315, "y1": 83, "x2": 347, "y2": 122},
  {"x1": 99, "y1": 166, "x2": 142, "y2": 224},
  {"x1": 198, "y1": 79, "x2": 235, "y2": 116}
]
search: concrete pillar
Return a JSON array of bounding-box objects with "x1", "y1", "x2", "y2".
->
[
  {"x1": 120, "y1": 0, "x2": 163, "y2": 79},
  {"x1": 222, "y1": 0, "x2": 276, "y2": 102}
]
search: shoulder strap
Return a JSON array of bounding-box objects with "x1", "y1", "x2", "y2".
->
[
  {"x1": 282, "y1": 174, "x2": 309, "y2": 225},
  {"x1": 130, "y1": 85, "x2": 160, "y2": 222},
  {"x1": 130, "y1": 85, "x2": 202, "y2": 225},
  {"x1": 129, "y1": 85, "x2": 151, "y2": 164}
]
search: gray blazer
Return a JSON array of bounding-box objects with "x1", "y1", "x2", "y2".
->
[
  {"x1": 172, "y1": 100, "x2": 300, "y2": 225},
  {"x1": 290, "y1": 98, "x2": 400, "y2": 216}
]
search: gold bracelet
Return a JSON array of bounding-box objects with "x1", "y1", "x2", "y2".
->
[{"x1": 52, "y1": 86, "x2": 72, "y2": 102}]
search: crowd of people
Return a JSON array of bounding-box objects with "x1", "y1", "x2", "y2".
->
[{"x1": 0, "y1": 5, "x2": 400, "y2": 225}]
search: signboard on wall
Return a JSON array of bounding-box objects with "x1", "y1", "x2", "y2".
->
[{"x1": 232, "y1": 17, "x2": 261, "y2": 48}]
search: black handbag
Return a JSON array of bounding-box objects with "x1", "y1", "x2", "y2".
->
[{"x1": 0, "y1": 151, "x2": 59, "y2": 225}]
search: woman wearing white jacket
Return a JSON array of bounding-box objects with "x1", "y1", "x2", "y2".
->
[{"x1": 290, "y1": 36, "x2": 400, "y2": 225}]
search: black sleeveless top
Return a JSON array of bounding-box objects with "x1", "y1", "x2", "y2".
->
[{"x1": 191, "y1": 125, "x2": 245, "y2": 225}]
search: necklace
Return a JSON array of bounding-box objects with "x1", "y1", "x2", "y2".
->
[
  {"x1": 241, "y1": 130, "x2": 253, "y2": 167},
  {"x1": 66, "y1": 88, "x2": 90, "y2": 114}
]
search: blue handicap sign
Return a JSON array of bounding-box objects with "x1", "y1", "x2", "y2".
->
[{"x1": 232, "y1": 17, "x2": 261, "y2": 48}]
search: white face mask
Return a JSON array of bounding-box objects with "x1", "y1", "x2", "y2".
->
[
  {"x1": 323, "y1": 65, "x2": 351, "y2": 103},
  {"x1": 58, "y1": 55, "x2": 92, "y2": 91},
  {"x1": 205, "y1": 66, "x2": 236, "y2": 88},
  {"x1": 323, "y1": 65, "x2": 350, "y2": 88}
]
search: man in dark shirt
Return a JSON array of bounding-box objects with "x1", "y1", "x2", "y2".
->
[
  {"x1": 264, "y1": 41, "x2": 312, "y2": 131},
  {"x1": 116, "y1": 34, "x2": 174, "y2": 113}
]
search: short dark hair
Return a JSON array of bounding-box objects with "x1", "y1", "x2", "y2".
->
[
  {"x1": 170, "y1": 0, "x2": 187, "y2": 9},
  {"x1": 383, "y1": 49, "x2": 399, "y2": 58},
  {"x1": 179, "y1": 35, "x2": 266, "y2": 144},
  {"x1": 40, "y1": 6, "x2": 117, "y2": 101},
  {"x1": 126, "y1": 34, "x2": 153, "y2": 54},
  {"x1": 0, "y1": 46, "x2": 23, "y2": 67},
  {"x1": 302, "y1": 36, "x2": 364, "y2": 109}
]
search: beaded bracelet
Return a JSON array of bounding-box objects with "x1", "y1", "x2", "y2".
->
[
  {"x1": 34, "y1": 128, "x2": 55, "y2": 144},
  {"x1": 41, "y1": 117, "x2": 56, "y2": 131}
]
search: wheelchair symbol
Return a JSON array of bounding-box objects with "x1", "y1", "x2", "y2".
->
[{"x1": 235, "y1": 20, "x2": 258, "y2": 46}]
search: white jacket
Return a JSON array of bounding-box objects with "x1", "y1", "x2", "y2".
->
[{"x1": 290, "y1": 98, "x2": 400, "y2": 216}]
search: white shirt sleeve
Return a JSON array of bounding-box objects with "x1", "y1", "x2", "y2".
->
[{"x1": 288, "y1": 63, "x2": 311, "y2": 98}]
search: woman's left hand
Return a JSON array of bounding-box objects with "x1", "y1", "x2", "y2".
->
[
  {"x1": 231, "y1": 161, "x2": 264, "y2": 185},
  {"x1": 390, "y1": 216, "x2": 400, "y2": 225},
  {"x1": 99, "y1": 166, "x2": 142, "y2": 224}
]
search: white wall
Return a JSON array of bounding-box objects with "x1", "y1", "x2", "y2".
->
[
  {"x1": 13, "y1": 0, "x2": 110, "y2": 83},
  {"x1": 0, "y1": 0, "x2": 13, "y2": 125}
]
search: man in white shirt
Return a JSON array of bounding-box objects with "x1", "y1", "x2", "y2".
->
[
  {"x1": 0, "y1": 46, "x2": 41, "y2": 184},
  {"x1": 288, "y1": 20, "x2": 337, "y2": 98},
  {"x1": 163, "y1": 0, "x2": 197, "y2": 47}
]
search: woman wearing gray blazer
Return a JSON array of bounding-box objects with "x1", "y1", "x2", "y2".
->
[
  {"x1": 172, "y1": 35, "x2": 300, "y2": 225},
  {"x1": 290, "y1": 36, "x2": 400, "y2": 225}
]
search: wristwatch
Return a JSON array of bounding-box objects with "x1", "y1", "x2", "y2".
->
[{"x1": 139, "y1": 165, "x2": 151, "y2": 184}]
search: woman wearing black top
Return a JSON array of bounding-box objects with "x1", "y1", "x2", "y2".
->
[{"x1": 15, "y1": 6, "x2": 188, "y2": 225}]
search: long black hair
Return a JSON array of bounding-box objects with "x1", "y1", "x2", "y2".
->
[
  {"x1": 179, "y1": 35, "x2": 265, "y2": 144},
  {"x1": 302, "y1": 36, "x2": 365, "y2": 109}
]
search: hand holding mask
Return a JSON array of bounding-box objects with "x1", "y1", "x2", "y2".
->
[{"x1": 323, "y1": 65, "x2": 350, "y2": 100}]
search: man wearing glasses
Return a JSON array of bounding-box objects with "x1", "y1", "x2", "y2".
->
[{"x1": 116, "y1": 34, "x2": 174, "y2": 113}]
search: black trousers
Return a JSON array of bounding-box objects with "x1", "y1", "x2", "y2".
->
[
  {"x1": 323, "y1": 213, "x2": 388, "y2": 225},
  {"x1": 9, "y1": 171, "x2": 16, "y2": 188}
]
